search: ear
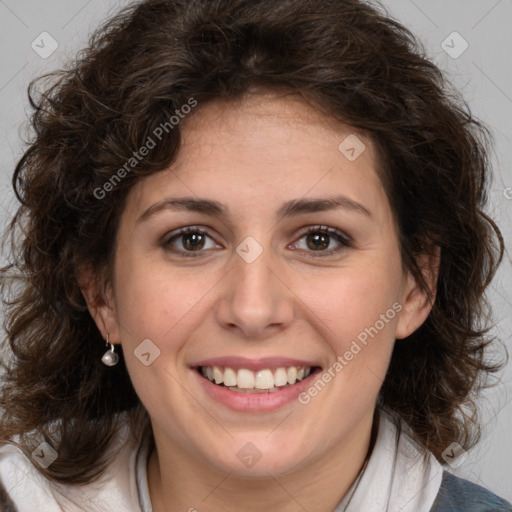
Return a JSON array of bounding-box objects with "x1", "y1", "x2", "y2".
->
[
  {"x1": 395, "y1": 246, "x2": 441, "y2": 340},
  {"x1": 77, "y1": 264, "x2": 121, "y2": 345}
]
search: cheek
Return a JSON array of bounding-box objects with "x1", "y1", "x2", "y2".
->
[
  {"x1": 295, "y1": 261, "x2": 401, "y2": 384},
  {"x1": 113, "y1": 254, "x2": 211, "y2": 343},
  {"x1": 300, "y1": 263, "x2": 401, "y2": 329}
]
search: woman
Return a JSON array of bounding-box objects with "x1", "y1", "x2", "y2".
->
[{"x1": 0, "y1": 0, "x2": 509, "y2": 510}]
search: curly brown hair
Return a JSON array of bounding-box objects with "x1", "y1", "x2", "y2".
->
[{"x1": 0, "y1": 0, "x2": 505, "y2": 485}]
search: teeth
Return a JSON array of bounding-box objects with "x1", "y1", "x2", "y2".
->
[
  {"x1": 237, "y1": 369, "x2": 255, "y2": 389},
  {"x1": 274, "y1": 367, "x2": 288, "y2": 387},
  {"x1": 213, "y1": 366, "x2": 224, "y2": 384},
  {"x1": 223, "y1": 367, "x2": 237, "y2": 387},
  {"x1": 200, "y1": 365, "x2": 314, "y2": 390},
  {"x1": 255, "y1": 369, "x2": 274, "y2": 389},
  {"x1": 287, "y1": 367, "x2": 297, "y2": 384}
]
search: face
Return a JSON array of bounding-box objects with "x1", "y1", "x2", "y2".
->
[{"x1": 86, "y1": 93, "x2": 433, "y2": 479}]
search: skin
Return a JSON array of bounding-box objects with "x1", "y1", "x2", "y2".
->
[{"x1": 82, "y1": 92, "x2": 438, "y2": 512}]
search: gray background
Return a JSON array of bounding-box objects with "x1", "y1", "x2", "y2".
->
[{"x1": 1, "y1": 0, "x2": 511, "y2": 502}]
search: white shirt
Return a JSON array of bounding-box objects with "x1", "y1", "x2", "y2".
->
[
  {"x1": 0, "y1": 410, "x2": 442, "y2": 511},
  {"x1": 336, "y1": 411, "x2": 443, "y2": 511}
]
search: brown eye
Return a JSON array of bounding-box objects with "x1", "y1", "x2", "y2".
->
[
  {"x1": 306, "y1": 232, "x2": 330, "y2": 251},
  {"x1": 291, "y1": 226, "x2": 352, "y2": 257},
  {"x1": 162, "y1": 227, "x2": 220, "y2": 257},
  {"x1": 181, "y1": 232, "x2": 206, "y2": 251}
]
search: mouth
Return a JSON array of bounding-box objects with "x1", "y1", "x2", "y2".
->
[
  {"x1": 195, "y1": 365, "x2": 322, "y2": 394},
  {"x1": 190, "y1": 356, "x2": 324, "y2": 412}
]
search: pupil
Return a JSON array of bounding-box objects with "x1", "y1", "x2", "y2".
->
[
  {"x1": 184, "y1": 233, "x2": 204, "y2": 250},
  {"x1": 308, "y1": 233, "x2": 328, "y2": 250}
]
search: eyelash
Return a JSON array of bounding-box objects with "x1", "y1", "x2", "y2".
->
[
  {"x1": 162, "y1": 225, "x2": 352, "y2": 258},
  {"x1": 298, "y1": 226, "x2": 352, "y2": 257}
]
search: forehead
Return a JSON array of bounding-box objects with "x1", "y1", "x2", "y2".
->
[
  {"x1": 123, "y1": 92, "x2": 389, "y2": 222},
  {"x1": 181, "y1": 92, "x2": 373, "y2": 158}
]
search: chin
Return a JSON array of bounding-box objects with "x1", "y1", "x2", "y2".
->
[{"x1": 203, "y1": 439, "x2": 311, "y2": 479}]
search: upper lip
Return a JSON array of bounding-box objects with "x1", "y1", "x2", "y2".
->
[{"x1": 191, "y1": 356, "x2": 322, "y2": 371}]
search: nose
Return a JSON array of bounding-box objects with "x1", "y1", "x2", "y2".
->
[{"x1": 215, "y1": 244, "x2": 295, "y2": 340}]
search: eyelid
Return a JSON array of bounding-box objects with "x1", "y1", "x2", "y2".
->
[
  {"x1": 163, "y1": 225, "x2": 212, "y2": 241},
  {"x1": 298, "y1": 225, "x2": 352, "y2": 244},
  {"x1": 162, "y1": 224, "x2": 353, "y2": 258},
  {"x1": 289, "y1": 225, "x2": 353, "y2": 257},
  {"x1": 161, "y1": 225, "x2": 221, "y2": 257}
]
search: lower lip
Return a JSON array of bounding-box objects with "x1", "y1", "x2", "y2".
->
[{"x1": 193, "y1": 368, "x2": 321, "y2": 413}]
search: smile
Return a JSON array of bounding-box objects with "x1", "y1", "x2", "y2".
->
[{"x1": 199, "y1": 365, "x2": 313, "y2": 393}]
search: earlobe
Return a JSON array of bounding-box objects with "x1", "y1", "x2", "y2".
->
[
  {"x1": 77, "y1": 264, "x2": 121, "y2": 344},
  {"x1": 395, "y1": 246, "x2": 440, "y2": 340}
]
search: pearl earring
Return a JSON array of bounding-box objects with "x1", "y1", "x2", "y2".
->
[{"x1": 101, "y1": 334, "x2": 119, "y2": 366}]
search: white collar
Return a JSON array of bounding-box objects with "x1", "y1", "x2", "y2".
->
[
  {"x1": 335, "y1": 410, "x2": 443, "y2": 512},
  {"x1": 134, "y1": 410, "x2": 443, "y2": 511},
  {"x1": 0, "y1": 408, "x2": 442, "y2": 511}
]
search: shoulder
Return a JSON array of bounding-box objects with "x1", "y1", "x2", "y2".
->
[
  {"x1": 430, "y1": 471, "x2": 511, "y2": 512},
  {"x1": 0, "y1": 427, "x2": 143, "y2": 512},
  {"x1": 0, "y1": 442, "x2": 59, "y2": 511}
]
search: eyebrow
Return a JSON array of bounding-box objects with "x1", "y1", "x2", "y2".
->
[{"x1": 136, "y1": 194, "x2": 372, "y2": 224}]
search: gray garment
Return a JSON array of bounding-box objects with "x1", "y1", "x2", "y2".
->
[
  {"x1": 430, "y1": 471, "x2": 511, "y2": 512},
  {"x1": 1, "y1": 418, "x2": 510, "y2": 511},
  {"x1": 0, "y1": 463, "x2": 510, "y2": 511}
]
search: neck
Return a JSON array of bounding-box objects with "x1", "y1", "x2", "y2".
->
[{"x1": 147, "y1": 411, "x2": 377, "y2": 512}]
